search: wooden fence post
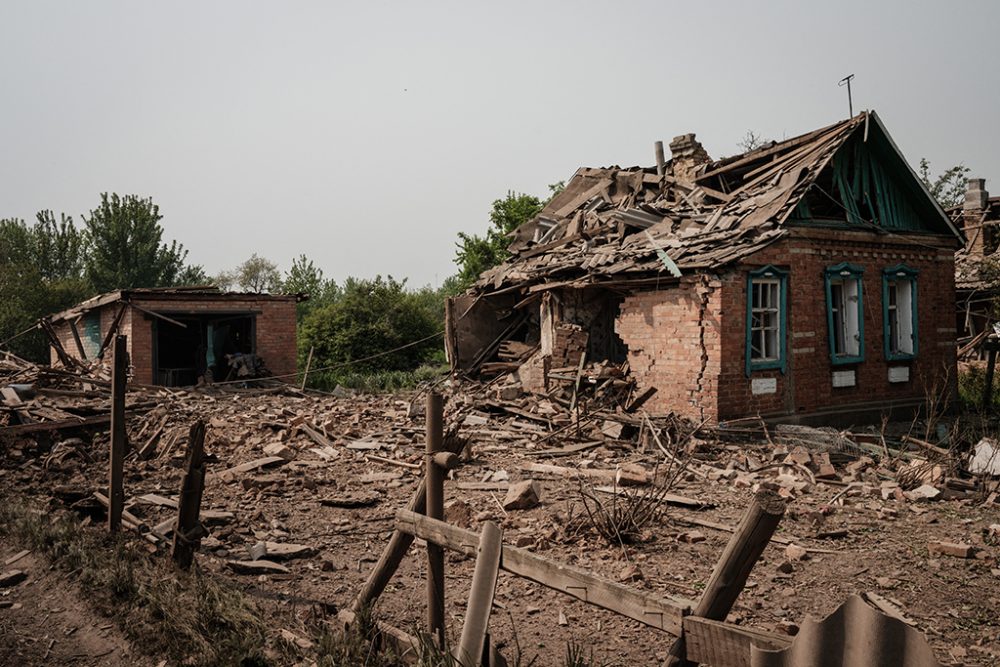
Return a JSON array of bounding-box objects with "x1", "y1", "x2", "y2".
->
[
  {"x1": 107, "y1": 335, "x2": 127, "y2": 533},
  {"x1": 456, "y1": 521, "x2": 503, "y2": 666},
  {"x1": 426, "y1": 391, "x2": 446, "y2": 648},
  {"x1": 172, "y1": 421, "x2": 207, "y2": 569},
  {"x1": 667, "y1": 488, "x2": 785, "y2": 665}
]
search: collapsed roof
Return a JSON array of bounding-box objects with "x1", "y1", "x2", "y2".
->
[
  {"x1": 954, "y1": 194, "x2": 1000, "y2": 291},
  {"x1": 473, "y1": 111, "x2": 961, "y2": 295},
  {"x1": 48, "y1": 286, "x2": 305, "y2": 324}
]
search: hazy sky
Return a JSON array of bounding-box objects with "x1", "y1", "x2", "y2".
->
[{"x1": 2, "y1": 1, "x2": 998, "y2": 288}]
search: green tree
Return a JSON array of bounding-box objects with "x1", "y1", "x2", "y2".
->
[
  {"x1": 82, "y1": 193, "x2": 189, "y2": 292},
  {"x1": 919, "y1": 158, "x2": 971, "y2": 209},
  {"x1": 33, "y1": 210, "x2": 85, "y2": 282},
  {"x1": 0, "y1": 215, "x2": 90, "y2": 361},
  {"x1": 232, "y1": 253, "x2": 281, "y2": 292},
  {"x1": 281, "y1": 254, "x2": 339, "y2": 319},
  {"x1": 299, "y1": 275, "x2": 440, "y2": 375},
  {"x1": 454, "y1": 191, "x2": 544, "y2": 289},
  {"x1": 174, "y1": 263, "x2": 210, "y2": 286}
]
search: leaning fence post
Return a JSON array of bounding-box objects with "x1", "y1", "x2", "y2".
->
[
  {"x1": 667, "y1": 488, "x2": 785, "y2": 665},
  {"x1": 456, "y1": 521, "x2": 503, "y2": 666},
  {"x1": 425, "y1": 391, "x2": 446, "y2": 648},
  {"x1": 172, "y1": 421, "x2": 207, "y2": 569},
  {"x1": 107, "y1": 335, "x2": 127, "y2": 533}
]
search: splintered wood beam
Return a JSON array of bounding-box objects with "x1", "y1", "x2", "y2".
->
[
  {"x1": 667, "y1": 488, "x2": 785, "y2": 665},
  {"x1": 395, "y1": 509, "x2": 689, "y2": 636},
  {"x1": 97, "y1": 303, "x2": 128, "y2": 359},
  {"x1": 68, "y1": 319, "x2": 88, "y2": 360},
  {"x1": 172, "y1": 421, "x2": 207, "y2": 569}
]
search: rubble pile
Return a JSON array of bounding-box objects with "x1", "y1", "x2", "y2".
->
[{"x1": 2, "y1": 353, "x2": 1000, "y2": 663}]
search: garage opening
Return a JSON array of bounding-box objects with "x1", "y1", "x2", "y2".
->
[{"x1": 153, "y1": 314, "x2": 256, "y2": 386}]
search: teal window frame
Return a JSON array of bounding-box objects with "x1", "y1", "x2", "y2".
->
[
  {"x1": 745, "y1": 265, "x2": 788, "y2": 376},
  {"x1": 882, "y1": 264, "x2": 918, "y2": 361},
  {"x1": 824, "y1": 262, "x2": 865, "y2": 365}
]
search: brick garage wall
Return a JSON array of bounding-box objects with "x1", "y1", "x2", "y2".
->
[
  {"x1": 717, "y1": 230, "x2": 958, "y2": 421},
  {"x1": 252, "y1": 299, "x2": 298, "y2": 380},
  {"x1": 128, "y1": 296, "x2": 298, "y2": 384},
  {"x1": 615, "y1": 276, "x2": 723, "y2": 421},
  {"x1": 48, "y1": 297, "x2": 296, "y2": 385}
]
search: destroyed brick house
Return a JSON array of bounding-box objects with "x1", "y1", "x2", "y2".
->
[
  {"x1": 45, "y1": 287, "x2": 302, "y2": 387},
  {"x1": 953, "y1": 177, "x2": 1000, "y2": 343},
  {"x1": 446, "y1": 111, "x2": 964, "y2": 423}
]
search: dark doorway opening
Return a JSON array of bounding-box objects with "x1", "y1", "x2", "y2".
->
[{"x1": 153, "y1": 314, "x2": 255, "y2": 386}]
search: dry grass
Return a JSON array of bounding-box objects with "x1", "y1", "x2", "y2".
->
[{"x1": 0, "y1": 499, "x2": 269, "y2": 667}]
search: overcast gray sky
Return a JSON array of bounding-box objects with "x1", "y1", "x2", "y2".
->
[{"x1": 2, "y1": 1, "x2": 998, "y2": 288}]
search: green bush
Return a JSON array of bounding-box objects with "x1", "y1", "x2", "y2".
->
[
  {"x1": 299, "y1": 276, "x2": 444, "y2": 382},
  {"x1": 958, "y1": 364, "x2": 1000, "y2": 410}
]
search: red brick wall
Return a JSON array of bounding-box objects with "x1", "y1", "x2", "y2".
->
[
  {"x1": 616, "y1": 276, "x2": 722, "y2": 421},
  {"x1": 612, "y1": 229, "x2": 957, "y2": 422},
  {"x1": 51, "y1": 296, "x2": 298, "y2": 385},
  {"x1": 717, "y1": 230, "x2": 957, "y2": 421}
]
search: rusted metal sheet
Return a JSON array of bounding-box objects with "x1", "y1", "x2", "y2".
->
[{"x1": 749, "y1": 595, "x2": 942, "y2": 667}]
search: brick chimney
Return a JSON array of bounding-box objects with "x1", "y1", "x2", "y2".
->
[
  {"x1": 668, "y1": 133, "x2": 711, "y2": 183},
  {"x1": 964, "y1": 178, "x2": 990, "y2": 255}
]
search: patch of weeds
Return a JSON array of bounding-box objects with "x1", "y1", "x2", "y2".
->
[
  {"x1": 315, "y1": 606, "x2": 403, "y2": 667},
  {"x1": 0, "y1": 499, "x2": 268, "y2": 667},
  {"x1": 564, "y1": 639, "x2": 617, "y2": 667},
  {"x1": 570, "y1": 480, "x2": 672, "y2": 548}
]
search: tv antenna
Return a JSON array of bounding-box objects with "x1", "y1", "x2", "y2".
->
[{"x1": 838, "y1": 74, "x2": 855, "y2": 117}]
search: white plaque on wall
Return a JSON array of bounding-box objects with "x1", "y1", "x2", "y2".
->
[
  {"x1": 832, "y1": 370, "x2": 856, "y2": 388},
  {"x1": 888, "y1": 366, "x2": 910, "y2": 383},
  {"x1": 751, "y1": 378, "x2": 777, "y2": 395}
]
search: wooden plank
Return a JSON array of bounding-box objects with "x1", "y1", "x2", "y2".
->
[
  {"x1": 593, "y1": 486, "x2": 713, "y2": 509},
  {"x1": 0, "y1": 387, "x2": 22, "y2": 407},
  {"x1": 455, "y1": 522, "x2": 503, "y2": 666},
  {"x1": 68, "y1": 319, "x2": 88, "y2": 360},
  {"x1": 0, "y1": 413, "x2": 110, "y2": 436},
  {"x1": 683, "y1": 616, "x2": 790, "y2": 667},
  {"x1": 396, "y1": 509, "x2": 690, "y2": 635},
  {"x1": 667, "y1": 489, "x2": 785, "y2": 664},
  {"x1": 213, "y1": 456, "x2": 287, "y2": 480}
]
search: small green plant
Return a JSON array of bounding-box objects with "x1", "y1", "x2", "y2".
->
[
  {"x1": 309, "y1": 363, "x2": 447, "y2": 393},
  {"x1": 958, "y1": 364, "x2": 1000, "y2": 411}
]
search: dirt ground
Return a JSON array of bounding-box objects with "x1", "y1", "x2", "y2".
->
[
  {"x1": 0, "y1": 544, "x2": 154, "y2": 666},
  {"x1": 2, "y1": 384, "x2": 1000, "y2": 666}
]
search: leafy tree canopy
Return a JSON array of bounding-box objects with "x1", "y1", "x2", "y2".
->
[
  {"x1": 919, "y1": 159, "x2": 971, "y2": 210},
  {"x1": 453, "y1": 191, "x2": 544, "y2": 289},
  {"x1": 281, "y1": 254, "x2": 339, "y2": 319},
  {"x1": 82, "y1": 193, "x2": 190, "y2": 292}
]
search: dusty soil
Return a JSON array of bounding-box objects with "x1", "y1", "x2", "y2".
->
[
  {"x1": 2, "y1": 384, "x2": 1000, "y2": 665},
  {"x1": 0, "y1": 544, "x2": 155, "y2": 666}
]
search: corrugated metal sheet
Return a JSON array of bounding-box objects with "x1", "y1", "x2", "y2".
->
[{"x1": 750, "y1": 595, "x2": 941, "y2": 667}]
